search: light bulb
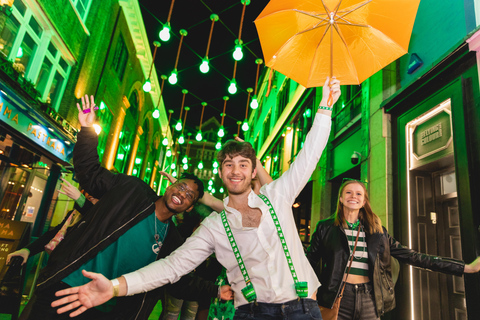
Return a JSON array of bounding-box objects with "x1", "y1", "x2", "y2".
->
[
  {"x1": 208, "y1": 180, "x2": 213, "y2": 186},
  {"x1": 228, "y1": 81, "x2": 237, "y2": 94},
  {"x1": 170, "y1": 163, "x2": 176, "y2": 169},
  {"x1": 199, "y1": 59, "x2": 209, "y2": 73},
  {"x1": 159, "y1": 26, "x2": 171, "y2": 41},
  {"x1": 175, "y1": 121, "x2": 182, "y2": 131},
  {"x1": 217, "y1": 127, "x2": 224, "y2": 137},
  {"x1": 178, "y1": 135, "x2": 185, "y2": 144},
  {"x1": 242, "y1": 121, "x2": 249, "y2": 132},
  {"x1": 208, "y1": 185, "x2": 212, "y2": 191},
  {"x1": 195, "y1": 131, "x2": 202, "y2": 141},
  {"x1": 152, "y1": 109, "x2": 160, "y2": 119},
  {"x1": 213, "y1": 168, "x2": 218, "y2": 174},
  {"x1": 182, "y1": 156, "x2": 188, "y2": 164},
  {"x1": 166, "y1": 149, "x2": 172, "y2": 157},
  {"x1": 143, "y1": 79, "x2": 151, "y2": 92},
  {"x1": 213, "y1": 161, "x2": 218, "y2": 168},
  {"x1": 168, "y1": 71, "x2": 178, "y2": 84},
  {"x1": 93, "y1": 124, "x2": 102, "y2": 135},
  {"x1": 183, "y1": 164, "x2": 188, "y2": 170},
  {"x1": 198, "y1": 162, "x2": 203, "y2": 169},
  {"x1": 211, "y1": 188, "x2": 216, "y2": 194},
  {"x1": 172, "y1": 171, "x2": 177, "y2": 177},
  {"x1": 233, "y1": 45, "x2": 243, "y2": 61},
  {"x1": 220, "y1": 187, "x2": 224, "y2": 193},
  {"x1": 250, "y1": 97, "x2": 258, "y2": 109},
  {"x1": 16, "y1": 47, "x2": 23, "y2": 58},
  {"x1": 215, "y1": 141, "x2": 221, "y2": 150}
]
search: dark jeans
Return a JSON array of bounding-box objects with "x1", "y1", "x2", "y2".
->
[
  {"x1": 27, "y1": 282, "x2": 112, "y2": 320},
  {"x1": 234, "y1": 298, "x2": 322, "y2": 320},
  {"x1": 338, "y1": 282, "x2": 379, "y2": 320}
]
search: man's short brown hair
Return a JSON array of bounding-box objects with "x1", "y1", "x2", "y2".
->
[{"x1": 217, "y1": 139, "x2": 257, "y2": 171}]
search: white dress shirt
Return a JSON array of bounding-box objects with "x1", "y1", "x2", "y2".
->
[{"x1": 123, "y1": 112, "x2": 331, "y2": 307}]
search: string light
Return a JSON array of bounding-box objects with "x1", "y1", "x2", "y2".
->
[
  {"x1": 159, "y1": 0, "x2": 175, "y2": 41},
  {"x1": 175, "y1": 89, "x2": 188, "y2": 131},
  {"x1": 200, "y1": 14, "x2": 219, "y2": 74},
  {"x1": 196, "y1": 102, "x2": 207, "y2": 141},
  {"x1": 178, "y1": 106, "x2": 190, "y2": 145},
  {"x1": 242, "y1": 88, "x2": 252, "y2": 131},
  {"x1": 162, "y1": 109, "x2": 174, "y2": 146},
  {"x1": 233, "y1": 0, "x2": 250, "y2": 61},
  {"x1": 169, "y1": 29, "x2": 188, "y2": 85},
  {"x1": 251, "y1": 59, "x2": 263, "y2": 109},
  {"x1": 143, "y1": 41, "x2": 161, "y2": 92},
  {"x1": 218, "y1": 96, "x2": 229, "y2": 137}
]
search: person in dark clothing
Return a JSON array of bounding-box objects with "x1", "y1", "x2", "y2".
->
[
  {"x1": 306, "y1": 179, "x2": 480, "y2": 320},
  {"x1": 24, "y1": 95, "x2": 231, "y2": 320}
]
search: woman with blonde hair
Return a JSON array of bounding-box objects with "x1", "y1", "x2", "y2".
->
[{"x1": 307, "y1": 179, "x2": 480, "y2": 320}]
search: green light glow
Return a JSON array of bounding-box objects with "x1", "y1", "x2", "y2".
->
[
  {"x1": 220, "y1": 187, "x2": 224, "y2": 193},
  {"x1": 175, "y1": 120, "x2": 182, "y2": 131},
  {"x1": 159, "y1": 25, "x2": 171, "y2": 41},
  {"x1": 183, "y1": 164, "x2": 188, "y2": 170},
  {"x1": 168, "y1": 70, "x2": 178, "y2": 84},
  {"x1": 16, "y1": 47, "x2": 23, "y2": 58},
  {"x1": 217, "y1": 127, "x2": 224, "y2": 137},
  {"x1": 198, "y1": 161, "x2": 203, "y2": 169},
  {"x1": 166, "y1": 149, "x2": 172, "y2": 157},
  {"x1": 195, "y1": 131, "x2": 202, "y2": 141},
  {"x1": 213, "y1": 161, "x2": 218, "y2": 168},
  {"x1": 233, "y1": 45, "x2": 243, "y2": 61},
  {"x1": 215, "y1": 141, "x2": 221, "y2": 150},
  {"x1": 152, "y1": 109, "x2": 160, "y2": 119},
  {"x1": 250, "y1": 96, "x2": 258, "y2": 109},
  {"x1": 135, "y1": 158, "x2": 141, "y2": 164},
  {"x1": 178, "y1": 135, "x2": 185, "y2": 144},
  {"x1": 162, "y1": 137, "x2": 169, "y2": 146},
  {"x1": 199, "y1": 59, "x2": 209, "y2": 73},
  {"x1": 242, "y1": 120, "x2": 249, "y2": 132},
  {"x1": 182, "y1": 156, "x2": 188, "y2": 164},
  {"x1": 117, "y1": 154, "x2": 124, "y2": 160},
  {"x1": 208, "y1": 180, "x2": 213, "y2": 186},
  {"x1": 143, "y1": 79, "x2": 151, "y2": 92},
  {"x1": 213, "y1": 168, "x2": 218, "y2": 174}
]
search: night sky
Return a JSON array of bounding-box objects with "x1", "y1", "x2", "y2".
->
[{"x1": 139, "y1": 1, "x2": 269, "y2": 139}]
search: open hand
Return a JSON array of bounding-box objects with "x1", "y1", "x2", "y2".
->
[
  {"x1": 76, "y1": 95, "x2": 97, "y2": 127},
  {"x1": 52, "y1": 270, "x2": 113, "y2": 317}
]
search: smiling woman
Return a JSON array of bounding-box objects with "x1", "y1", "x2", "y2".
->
[{"x1": 307, "y1": 179, "x2": 479, "y2": 320}]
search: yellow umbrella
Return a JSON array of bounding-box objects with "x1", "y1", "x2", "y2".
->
[{"x1": 254, "y1": 0, "x2": 421, "y2": 88}]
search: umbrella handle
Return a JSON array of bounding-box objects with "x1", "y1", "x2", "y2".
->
[{"x1": 327, "y1": 91, "x2": 333, "y2": 107}]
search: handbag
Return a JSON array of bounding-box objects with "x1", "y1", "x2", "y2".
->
[{"x1": 319, "y1": 225, "x2": 361, "y2": 320}]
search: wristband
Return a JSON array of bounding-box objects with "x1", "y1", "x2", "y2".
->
[
  {"x1": 318, "y1": 106, "x2": 333, "y2": 111},
  {"x1": 111, "y1": 278, "x2": 120, "y2": 297}
]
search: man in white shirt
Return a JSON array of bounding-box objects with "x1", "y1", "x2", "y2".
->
[{"x1": 52, "y1": 78, "x2": 341, "y2": 319}]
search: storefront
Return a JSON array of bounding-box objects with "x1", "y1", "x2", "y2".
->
[
  {"x1": 0, "y1": 80, "x2": 74, "y2": 238},
  {"x1": 383, "y1": 41, "x2": 480, "y2": 319}
]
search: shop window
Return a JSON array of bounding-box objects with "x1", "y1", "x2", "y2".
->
[
  {"x1": 112, "y1": 35, "x2": 128, "y2": 82},
  {"x1": 3, "y1": 1, "x2": 72, "y2": 111},
  {"x1": 70, "y1": 0, "x2": 92, "y2": 21}
]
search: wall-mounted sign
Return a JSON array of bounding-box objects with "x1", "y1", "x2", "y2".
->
[
  {"x1": 0, "y1": 92, "x2": 73, "y2": 162},
  {"x1": 412, "y1": 110, "x2": 452, "y2": 159}
]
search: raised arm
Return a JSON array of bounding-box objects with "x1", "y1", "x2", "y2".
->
[{"x1": 73, "y1": 95, "x2": 119, "y2": 199}]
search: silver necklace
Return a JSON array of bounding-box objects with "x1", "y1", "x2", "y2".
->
[
  {"x1": 348, "y1": 224, "x2": 367, "y2": 260},
  {"x1": 152, "y1": 214, "x2": 168, "y2": 254}
]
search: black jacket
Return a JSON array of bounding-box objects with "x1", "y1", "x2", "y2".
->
[
  {"x1": 306, "y1": 217, "x2": 465, "y2": 317},
  {"x1": 34, "y1": 126, "x2": 217, "y2": 319}
]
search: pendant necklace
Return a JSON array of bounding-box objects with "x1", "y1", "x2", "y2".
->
[{"x1": 152, "y1": 214, "x2": 169, "y2": 254}]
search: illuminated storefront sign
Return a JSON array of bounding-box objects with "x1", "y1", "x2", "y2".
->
[
  {"x1": 412, "y1": 109, "x2": 452, "y2": 159},
  {"x1": 0, "y1": 93, "x2": 73, "y2": 162}
]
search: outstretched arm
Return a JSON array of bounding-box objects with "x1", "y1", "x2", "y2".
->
[
  {"x1": 52, "y1": 271, "x2": 233, "y2": 317},
  {"x1": 464, "y1": 257, "x2": 480, "y2": 273}
]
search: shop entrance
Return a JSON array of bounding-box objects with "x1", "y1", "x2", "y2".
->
[
  {"x1": 409, "y1": 166, "x2": 465, "y2": 320},
  {"x1": 405, "y1": 98, "x2": 465, "y2": 320}
]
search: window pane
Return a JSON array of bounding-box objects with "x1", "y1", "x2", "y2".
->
[
  {"x1": 35, "y1": 56, "x2": 52, "y2": 96},
  {"x1": 59, "y1": 57, "x2": 68, "y2": 71},
  {"x1": 48, "y1": 71, "x2": 64, "y2": 106},
  {"x1": 0, "y1": 15, "x2": 20, "y2": 58},
  {"x1": 28, "y1": 16, "x2": 43, "y2": 38},
  {"x1": 47, "y1": 42, "x2": 57, "y2": 57},
  {"x1": 75, "y1": 1, "x2": 85, "y2": 18},
  {"x1": 15, "y1": 33, "x2": 38, "y2": 75},
  {"x1": 13, "y1": 0, "x2": 26, "y2": 16}
]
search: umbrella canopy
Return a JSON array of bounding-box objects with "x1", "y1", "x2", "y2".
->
[{"x1": 254, "y1": 0, "x2": 421, "y2": 87}]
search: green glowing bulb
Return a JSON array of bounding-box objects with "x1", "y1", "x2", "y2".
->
[
  {"x1": 215, "y1": 142, "x2": 221, "y2": 150},
  {"x1": 195, "y1": 131, "x2": 202, "y2": 141},
  {"x1": 152, "y1": 109, "x2": 160, "y2": 119},
  {"x1": 162, "y1": 137, "x2": 169, "y2": 146},
  {"x1": 250, "y1": 97, "x2": 258, "y2": 109},
  {"x1": 242, "y1": 120, "x2": 249, "y2": 132},
  {"x1": 178, "y1": 135, "x2": 185, "y2": 144},
  {"x1": 168, "y1": 71, "x2": 178, "y2": 84},
  {"x1": 143, "y1": 79, "x2": 151, "y2": 92},
  {"x1": 233, "y1": 45, "x2": 243, "y2": 61},
  {"x1": 199, "y1": 59, "x2": 209, "y2": 73},
  {"x1": 218, "y1": 127, "x2": 224, "y2": 137},
  {"x1": 198, "y1": 162, "x2": 203, "y2": 169},
  {"x1": 159, "y1": 25, "x2": 171, "y2": 41}
]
